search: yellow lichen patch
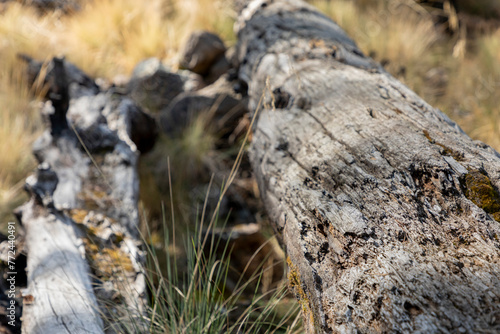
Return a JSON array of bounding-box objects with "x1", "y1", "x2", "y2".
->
[
  {"x1": 84, "y1": 239, "x2": 99, "y2": 254},
  {"x1": 103, "y1": 248, "x2": 134, "y2": 271},
  {"x1": 423, "y1": 130, "x2": 464, "y2": 161},
  {"x1": 86, "y1": 225, "x2": 99, "y2": 237},
  {"x1": 287, "y1": 257, "x2": 315, "y2": 326},
  {"x1": 92, "y1": 189, "x2": 108, "y2": 199},
  {"x1": 91, "y1": 247, "x2": 134, "y2": 279},
  {"x1": 423, "y1": 129, "x2": 433, "y2": 143},
  {"x1": 69, "y1": 208, "x2": 90, "y2": 224},
  {"x1": 464, "y1": 169, "x2": 500, "y2": 222},
  {"x1": 287, "y1": 257, "x2": 301, "y2": 289}
]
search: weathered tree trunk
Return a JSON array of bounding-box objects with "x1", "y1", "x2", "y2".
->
[
  {"x1": 16, "y1": 57, "x2": 154, "y2": 333},
  {"x1": 235, "y1": 1, "x2": 500, "y2": 333}
]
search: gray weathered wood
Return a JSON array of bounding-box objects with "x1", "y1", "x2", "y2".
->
[
  {"x1": 18, "y1": 195, "x2": 105, "y2": 334},
  {"x1": 17, "y1": 58, "x2": 151, "y2": 333},
  {"x1": 235, "y1": 1, "x2": 500, "y2": 333}
]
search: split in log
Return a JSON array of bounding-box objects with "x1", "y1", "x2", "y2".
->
[
  {"x1": 15, "y1": 57, "x2": 157, "y2": 333},
  {"x1": 235, "y1": 0, "x2": 500, "y2": 333}
]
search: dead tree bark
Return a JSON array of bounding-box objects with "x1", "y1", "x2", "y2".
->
[
  {"x1": 16, "y1": 57, "x2": 155, "y2": 333},
  {"x1": 235, "y1": 1, "x2": 500, "y2": 333}
]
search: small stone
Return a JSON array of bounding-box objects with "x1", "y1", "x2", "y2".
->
[
  {"x1": 127, "y1": 58, "x2": 185, "y2": 113},
  {"x1": 159, "y1": 74, "x2": 248, "y2": 137},
  {"x1": 205, "y1": 55, "x2": 230, "y2": 84},
  {"x1": 179, "y1": 30, "x2": 226, "y2": 75}
]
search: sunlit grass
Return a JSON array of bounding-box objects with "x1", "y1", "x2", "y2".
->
[
  {"x1": 0, "y1": 3, "x2": 47, "y2": 225},
  {"x1": 133, "y1": 98, "x2": 301, "y2": 332},
  {"x1": 444, "y1": 27, "x2": 500, "y2": 148},
  {"x1": 63, "y1": 0, "x2": 235, "y2": 77},
  {"x1": 312, "y1": 1, "x2": 441, "y2": 81}
]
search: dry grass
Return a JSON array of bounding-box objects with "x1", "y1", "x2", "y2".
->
[
  {"x1": 63, "y1": 0, "x2": 235, "y2": 77},
  {"x1": 444, "y1": 28, "x2": 500, "y2": 148},
  {"x1": 0, "y1": 65, "x2": 41, "y2": 224},
  {"x1": 0, "y1": 4, "x2": 49, "y2": 224}
]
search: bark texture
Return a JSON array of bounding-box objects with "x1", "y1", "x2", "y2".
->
[
  {"x1": 16, "y1": 58, "x2": 151, "y2": 334},
  {"x1": 235, "y1": 1, "x2": 500, "y2": 333}
]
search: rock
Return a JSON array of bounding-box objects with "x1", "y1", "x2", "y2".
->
[
  {"x1": 127, "y1": 58, "x2": 203, "y2": 113},
  {"x1": 159, "y1": 74, "x2": 248, "y2": 137},
  {"x1": 125, "y1": 101, "x2": 159, "y2": 154},
  {"x1": 130, "y1": 57, "x2": 165, "y2": 79},
  {"x1": 204, "y1": 54, "x2": 231, "y2": 84},
  {"x1": 178, "y1": 69, "x2": 205, "y2": 92},
  {"x1": 179, "y1": 31, "x2": 226, "y2": 76},
  {"x1": 225, "y1": 46, "x2": 240, "y2": 70}
]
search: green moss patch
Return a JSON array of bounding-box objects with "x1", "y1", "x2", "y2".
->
[{"x1": 464, "y1": 169, "x2": 500, "y2": 222}]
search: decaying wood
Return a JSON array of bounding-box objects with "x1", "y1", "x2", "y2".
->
[
  {"x1": 16, "y1": 57, "x2": 153, "y2": 333},
  {"x1": 17, "y1": 190, "x2": 105, "y2": 334},
  {"x1": 235, "y1": 1, "x2": 500, "y2": 333}
]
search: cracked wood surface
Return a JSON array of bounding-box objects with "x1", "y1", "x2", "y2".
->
[
  {"x1": 235, "y1": 0, "x2": 500, "y2": 333},
  {"x1": 17, "y1": 58, "x2": 149, "y2": 334},
  {"x1": 18, "y1": 196, "x2": 105, "y2": 334}
]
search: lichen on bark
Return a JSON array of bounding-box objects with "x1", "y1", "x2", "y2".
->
[{"x1": 464, "y1": 169, "x2": 500, "y2": 222}]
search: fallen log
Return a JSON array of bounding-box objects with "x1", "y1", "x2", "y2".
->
[
  {"x1": 15, "y1": 57, "x2": 154, "y2": 333},
  {"x1": 235, "y1": 0, "x2": 500, "y2": 333}
]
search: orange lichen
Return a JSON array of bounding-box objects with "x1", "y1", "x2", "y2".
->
[
  {"x1": 69, "y1": 208, "x2": 89, "y2": 224},
  {"x1": 423, "y1": 130, "x2": 464, "y2": 161},
  {"x1": 287, "y1": 257, "x2": 316, "y2": 327},
  {"x1": 89, "y1": 246, "x2": 134, "y2": 279}
]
